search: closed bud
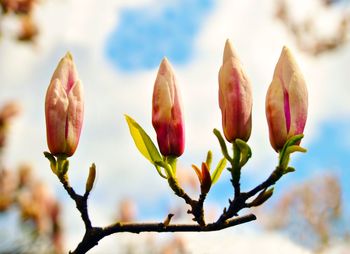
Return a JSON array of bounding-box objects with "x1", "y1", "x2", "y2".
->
[
  {"x1": 266, "y1": 47, "x2": 308, "y2": 151},
  {"x1": 191, "y1": 163, "x2": 212, "y2": 194},
  {"x1": 249, "y1": 188, "x2": 274, "y2": 207},
  {"x1": 218, "y1": 39, "x2": 253, "y2": 142},
  {"x1": 152, "y1": 58, "x2": 185, "y2": 157},
  {"x1": 85, "y1": 163, "x2": 96, "y2": 193},
  {"x1": 45, "y1": 52, "x2": 84, "y2": 157}
]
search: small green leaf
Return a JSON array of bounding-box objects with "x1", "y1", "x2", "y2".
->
[
  {"x1": 211, "y1": 158, "x2": 227, "y2": 185},
  {"x1": 44, "y1": 151, "x2": 57, "y2": 174},
  {"x1": 279, "y1": 134, "x2": 305, "y2": 168},
  {"x1": 165, "y1": 156, "x2": 178, "y2": 175},
  {"x1": 155, "y1": 165, "x2": 168, "y2": 179},
  {"x1": 285, "y1": 145, "x2": 307, "y2": 155},
  {"x1": 205, "y1": 150, "x2": 213, "y2": 170},
  {"x1": 279, "y1": 134, "x2": 304, "y2": 156},
  {"x1": 248, "y1": 188, "x2": 274, "y2": 207},
  {"x1": 60, "y1": 159, "x2": 69, "y2": 177},
  {"x1": 55, "y1": 156, "x2": 69, "y2": 180},
  {"x1": 125, "y1": 115, "x2": 162, "y2": 165},
  {"x1": 284, "y1": 166, "x2": 295, "y2": 174},
  {"x1": 235, "y1": 139, "x2": 252, "y2": 167},
  {"x1": 287, "y1": 134, "x2": 304, "y2": 146},
  {"x1": 155, "y1": 161, "x2": 174, "y2": 178},
  {"x1": 213, "y1": 129, "x2": 232, "y2": 163}
]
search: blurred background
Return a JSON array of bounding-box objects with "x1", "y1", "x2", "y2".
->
[{"x1": 0, "y1": 0, "x2": 350, "y2": 253}]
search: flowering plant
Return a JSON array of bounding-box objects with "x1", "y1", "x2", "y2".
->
[{"x1": 44, "y1": 40, "x2": 308, "y2": 254}]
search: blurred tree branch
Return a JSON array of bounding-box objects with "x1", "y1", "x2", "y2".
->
[
  {"x1": 0, "y1": 101, "x2": 63, "y2": 253},
  {"x1": 275, "y1": 0, "x2": 350, "y2": 56},
  {"x1": 0, "y1": 0, "x2": 38, "y2": 42},
  {"x1": 260, "y1": 173, "x2": 347, "y2": 252}
]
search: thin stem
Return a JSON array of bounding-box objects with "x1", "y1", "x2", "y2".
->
[
  {"x1": 231, "y1": 141, "x2": 241, "y2": 198},
  {"x1": 167, "y1": 176, "x2": 205, "y2": 225},
  {"x1": 216, "y1": 166, "x2": 283, "y2": 223},
  {"x1": 246, "y1": 166, "x2": 283, "y2": 197},
  {"x1": 193, "y1": 192, "x2": 207, "y2": 226},
  {"x1": 60, "y1": 176, "x2": 92, "y2": 230},
  {"x1": 167, "y1": 176, "x2": 193, "y2": 205},
  {"x1": 103, "y1": 214, "x2": 256, "y2": 234}
]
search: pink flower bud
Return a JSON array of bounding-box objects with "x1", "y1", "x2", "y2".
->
[
  {"x1": 218, "y1": 39, "x2": 253, "y2": 142},
  {"x1": 265, "y1": 46, "x2": 308, "y2": 151},
  {"x1": 152, "y1": 58, "x2": 185, "y2": 157},
  {"x1": 45, "y1": 52, "x2": 84, "y2": 157}
]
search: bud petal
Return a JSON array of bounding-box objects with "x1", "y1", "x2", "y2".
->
[
  {"x1": 66, "y1": 80, "x2": 84, "y2": 155},
  {"x1": 218, "y1": 39, "x2": 252, "y2": 142},
  {"x1": 200, "y1": 162, "x2": 211, "y2": 194},
  {"x1": 152, "y1": 58, "x2": 185, "y2": 157},
  {"x1": 45, "y1": 53, "x2": 84, "y2": 157},
  {"x1": 50, "y1": 52, "x2": 78, "y2": 94},
  {"x1": 266, "y1": 47, "x2": 308, "y2": 151}
]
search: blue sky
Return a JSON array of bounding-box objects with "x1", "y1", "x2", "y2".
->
[{"x1": 106, "y1": 0, "x2": 214, "y2": 71}]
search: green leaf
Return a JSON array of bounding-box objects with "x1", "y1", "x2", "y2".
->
[
  {"x1": 248, "y1": 188, "x2": 274, "y2": 207},
  {"x1": 279, "y1": 134, "x2": 304, "y2": 156},
  {"x1": 155, "y1": 165, "x2": 168, "y2": 179},
  {"x1": 284, "y1": 166, "x2": 295, "y2": 174},
  {"x1": 285, "y1": 145, "x2": 307, "y2": 155},
  {"x1": 279, "y1": 134, "x2": 305, "y2": 168},
  {"x1": 125, "y1": 115, "x2": 162, "y2": 165},
  {"x1": 44, "y1": 151, "x2": 57, "y2": 174},
  {"x1": 205, "y1": 150, "x2": 213, "y2": 170},
  {"x1": 235, "y1": 139, "x2": 252, "y2": 167},
  {"x1": 165, "y1": 156, "x2": 178, "y2": 175},
  {"x1": 213, "y1": 129, "x2": 232, "y2": 163},
  {"x1": 54, "y1": 156, "x2": 69, "y2": 180},
  {"x1": 155, "y1": 161, "x2": 174, "y2": 178},
  {"x1": 211, "y1": 158, "x2": 227, "y2": 185},
  {"x1": 287, "y1": 134, "x2": 304, "y2": 146},
  {"x1": 60, "y1": 159, "x2": 69, "y2": 177}
]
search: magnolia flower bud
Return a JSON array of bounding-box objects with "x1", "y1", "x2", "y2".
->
[
  {"x1": 266, "y1": 46, "x2": 308, "y2": 151},
  {"x1": 152, "y1": 58, "x2": 185, "y2": 157},
  {"x1": 45, "y1": 52, "x2": 84, "y2": 157},
  {"x1": 218, "y1": 39, "x2": 253, "y2": 142}
]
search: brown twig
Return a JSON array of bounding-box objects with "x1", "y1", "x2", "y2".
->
[
  {"x1": 52, "y1": 149, "x2": 291, "y2": 254},
  {"x1": 167, "y1": 176, "x2": 206, "y2": 226},
  {"x1": 70, "y1": 214, "x2": 256, "y2": 254},
  {"x1": 54, "y1": 160, "x2": 285, "y2": 253},
  {"x1": 60, "y1": 176, "x2": 92, "y2": 230},
  {"x1": 231, "y1": 142, "x2": 241, "y2": 199},
  {"x1": 217, "y1": 167, "x2": 283, "y2": 223},
  {"x1": 59, "y1": 174, "x2": 256, "y2": 254}
]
